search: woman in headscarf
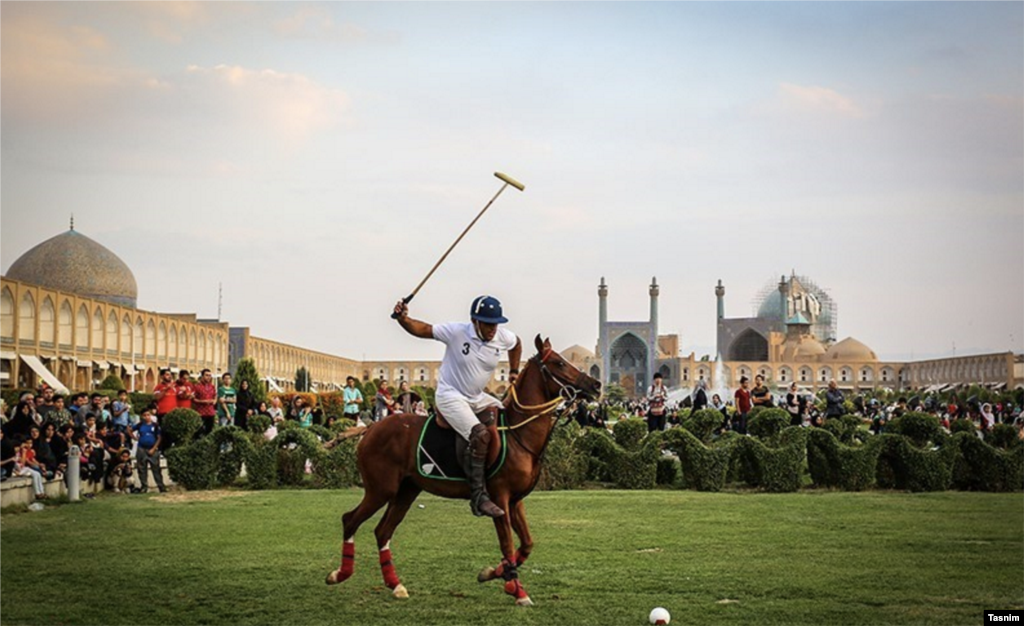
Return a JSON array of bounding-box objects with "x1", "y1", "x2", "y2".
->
[
  {"x1": 2, "y1": 401, "x2": 37, "y2": 439},
  {"x1": 692, "y1": 379, "x2": 709, "y2": 413},
  {"x1": 234, "y1": 379, "x2": 255, "y2": 431}
]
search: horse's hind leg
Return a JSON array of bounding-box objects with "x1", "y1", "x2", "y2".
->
[
  {"x1": 478, "y1": 500, "x2": 533, "y2": 583},
  {"x1": 374, "y1": 480, "x2": 421, "y2": 599},
  {"x1": 325, "y1": 491, "x2": 390, "y2": 585}
]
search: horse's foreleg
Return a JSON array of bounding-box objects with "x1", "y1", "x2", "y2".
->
[
  {"x1": 374, "y1": 481, "x2": 421, "y2": 599},
  {"x1": 325, "y1": 492, "x2": 389, "y2": 586},
  {"x1": 478, "y1": 500, "x2": 533, "y2": 582},
  {"x1": 490, "y1": 494, "x2": 533, "y2": 606}
]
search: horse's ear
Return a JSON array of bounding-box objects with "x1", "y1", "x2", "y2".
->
[
  {"x1": 544, "y1": 337, "x2": 552, "y2": 350},
  {"x1": 534, "y1": 334, "x2": 544, "y2": 354}
]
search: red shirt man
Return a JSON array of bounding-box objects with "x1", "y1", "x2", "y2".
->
[
  {"x1": 734, "y1": 377, "x2": 752, "y2": 415},
  {"x1": 191, "y1": 369, "x2": 218, "y2": 435},
  {"x1": 153, "y1": 370, "x2": 178, "y2": 417},
  {"x1": 175, "y1": 370, "x2": 195, "y2": 410}
]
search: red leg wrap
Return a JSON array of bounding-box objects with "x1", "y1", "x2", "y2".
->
[
  {"x1": 336, "y1": 542, "x2": 355, "y2": 582},
  {"x1": 379, "y1": 549, "x2": 400, "y2": 589},
  {"x1": 515, "y1": 549, "x2": 529, "y2": 565},
  {"x1": 504, "y1": 579, "x2": 528, "y2": 600}
]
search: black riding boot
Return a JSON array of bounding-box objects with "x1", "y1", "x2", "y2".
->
[{"x1": 464, "y1": 424, "x2": 504, "y2": 518}]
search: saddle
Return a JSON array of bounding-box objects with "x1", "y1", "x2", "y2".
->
[{"x1": 417, "y1": 409, "x2": 506, "y2": 482}]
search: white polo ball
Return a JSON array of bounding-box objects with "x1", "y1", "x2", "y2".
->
[{"x1": 649, "y1": 607, "x2": 670, "y2": 625}]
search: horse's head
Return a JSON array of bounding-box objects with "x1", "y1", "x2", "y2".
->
[{"x1": 527, "y1": 335, "x2": 602, "y2": 402}]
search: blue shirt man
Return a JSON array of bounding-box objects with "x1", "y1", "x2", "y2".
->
[{"x1": 343, "y1": 377, "x2": 363, "y2": 418}]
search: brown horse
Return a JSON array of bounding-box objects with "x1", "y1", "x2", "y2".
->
[{"x1": 325, "y1": 335, "x2": 601, "y2": 605}]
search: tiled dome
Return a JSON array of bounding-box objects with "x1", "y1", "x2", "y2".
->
[{"x1": 5, "y1": 229, "x2": 138, "y2": 307}]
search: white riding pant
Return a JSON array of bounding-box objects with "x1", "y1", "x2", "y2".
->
[{"x1": 434, "y1": 391, "x2": 502, "y2": 440}]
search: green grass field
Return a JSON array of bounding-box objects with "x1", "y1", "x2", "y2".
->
[{"x1": 2, "y1": 488, "x2": 1021, "y2": 625}]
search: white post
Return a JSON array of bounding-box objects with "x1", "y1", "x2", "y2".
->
[{"x1": 68, "y1": 444, "x2": 81, "y2": 502}]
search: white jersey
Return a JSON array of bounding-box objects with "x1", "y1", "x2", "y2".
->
[{"x1": 433, "y1": 322, "x2": 518, "y2": 401}]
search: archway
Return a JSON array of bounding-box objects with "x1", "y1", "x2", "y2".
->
[
  {"x1": 728, "y1": 328, "x2": 768, "y2": 362},
  {"x1": 610, "y1": 333, "x2": 648, "y2": 397}
]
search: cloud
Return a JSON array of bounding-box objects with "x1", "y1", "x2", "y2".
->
[
  {"x1": 182, "y1": 64, "x2": 349, "y2": 144},
  {"x1": 275, "y1": 6, "x2": 393, "y2": 44},
  {"x1": 777, "y1": 82, "x2": 867, "y2": 119},
  {"x1": 0, "y1": 9, "x2": 127, "y2": 123}
]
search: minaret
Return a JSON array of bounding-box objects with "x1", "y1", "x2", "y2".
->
[
  {"x1": 715, "y1": 279, "x2": 725, "y2": 320},
  {"x1": 649, "y1": 276, "x2": 659, "y2": 332},
  {"x1": 778, "y1": 275, "x2": 789, "y2": 325},
  {"x1": 598, "y1": 277, "x2": 608, "y2": 357},
  {"x1": 649, "y1": 277, "x2": 659, "y2": 386}
]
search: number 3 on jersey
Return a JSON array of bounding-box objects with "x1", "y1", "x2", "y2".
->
[{"x1": 462, "y1": 342, "x2": 470, "y2": 355}]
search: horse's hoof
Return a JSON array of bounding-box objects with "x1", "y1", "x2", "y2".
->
[
  {"x1": 477, "y1": 566, "x2": 497, "y2": 583},
  {"x1": 326, "y1": 570, "x2": 339, "y2": 585},
  {"x1": 515, "y1": 596, "x2": 534, "y2": 607},
  {"x1": 392, "y1": 584, "x2": 409, "y2": 599}
]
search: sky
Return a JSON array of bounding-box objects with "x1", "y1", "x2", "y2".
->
[{"x1": 2, "y1": 1, "x2": 1022, "y2": 363}]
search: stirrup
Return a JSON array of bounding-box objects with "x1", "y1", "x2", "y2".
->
[{"x1": 472, "y1": 496, "x2": 505, "y2": 518}]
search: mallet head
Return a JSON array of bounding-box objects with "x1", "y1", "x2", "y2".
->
[{"x1": 494, "y1": 172, "x2": 525, "y2": 191}]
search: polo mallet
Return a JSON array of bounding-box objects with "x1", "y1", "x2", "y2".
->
[{"x1": 391, "y1": 171, "x2": 525, "y2": 319}]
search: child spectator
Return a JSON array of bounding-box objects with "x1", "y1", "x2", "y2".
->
[
  {"x1": 106, "y1": 448, "x2": 134, "y2": 493},
  {"x1": 133, "y1": 409, "x2": 166, "y2": 493},
  {"x1": 13, "y1": 435, "x2": 47, "y2": 499},
  {"x1": 111, "y1": 390, "x2": 133, "y2": 436}
]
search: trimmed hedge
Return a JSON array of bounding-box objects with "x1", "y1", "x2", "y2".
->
[
  {"x1": 537, "y1": 421, "x2": 588, "y2": 491},
  {"x1": 575, "y1": 427, "x2": 618, "y2": 482},
  {"x1": 682, "y1": 409, "x2": 725, "y2": 443},
  {"x1": 662, "y1": 428, "x2": 735, "y2": 492},
  {"x1": 210, "y1": 426, "x2": 254, "y2": 486},
  {"x1": 273, "y1": 428, "x2": 323, "y2": 486},
  {"x1": 735, "y1": 426, "x2": 808, "y2": 492},
  {"x1": 875, "y1": 434, "x2": 956, "y2": 492},
  {"x1": 807, "y1": 428, "x2": 883, "y2": 491},
  {"x1": 656, "y1": 456, "x2": 680, "y2": 486},
  {"x1": 611, "y1": 434, "x2": 660, "y2": 490},
  {"x1": 886, "y1": 412, "x2": 943, "y2": 448},
  {"x1": 822, "y1": 415, "x2": 867, "y2": 445},
  {"x1": 166, "y1": 438, "x2": 218, "y2": 490},
  {"x1": 613, "y1": 418, "x2": 647, "y2": 452},
  {"x1": 747, "y1": 408, "x2": 790, "y2": 440},
  {"x1": 950, "y1": 431, "x2": 1024, "y2": 492},
  {"x1": 161, "y1": 408, "x2": 203, "y2": 447},
  {"x1": 311, "y1": 438, "x2": 360, "y2": 489}
]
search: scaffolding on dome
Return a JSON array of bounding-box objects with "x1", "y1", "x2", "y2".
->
[{"x1": 751, "y1": 272, "x2": 838, "y2": 344}]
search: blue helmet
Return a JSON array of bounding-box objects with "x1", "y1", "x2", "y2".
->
[{"x1": 470, "y1": 295, "x2": 508, "y2": 324}]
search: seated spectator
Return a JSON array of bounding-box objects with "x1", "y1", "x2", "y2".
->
[
  {"x1": 267, "y1": 397, "x2": 284, "y2": 424},
  {"x1": 73, "y1": 430, "x2": 104, "y2": 486},
  {"x1": 294, "y1": 398, "x2": 313, "y2": 429},
  {"x1": 256, "y1": 401, "x2": 271, "y2": 417},
  {"x1": 105, "y1": 448, "x2": 134, "y2": 493},
  {"x1": 50, "y1": 424, "x2": 73, "y2": 479},
  {"x1": 31, "y1": 424, "x2": 59, "y2": 479},
  {"x1": 11, "y1": 435, "x2": 47, "y2": 499},
  {"x1": 2, "y1": 401, "x2": 37, "y2": 439},
  {"x1": 0, "y1": 430, "x2": 16, "y2": 480}
]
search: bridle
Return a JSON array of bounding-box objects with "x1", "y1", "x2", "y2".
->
[{"x1": 498, "y1": 348, "x2": 593, "y2": 459}]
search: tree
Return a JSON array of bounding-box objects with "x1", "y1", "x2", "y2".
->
[
  {"x1": 295, "y1": 367, "x2": 311, "y2": 393},
  {"x1": 98, "y1": 373, "x2": 125, "y2": 391},
  {"x1": 361, "y1": 380, "x2": 377, "y2": 411},
  {"x1": 235, "y1": 357, "x2": 267, "y2": 405},
  {"x1": 604, "y1": 383, "x2": 628, "y2": 405}
]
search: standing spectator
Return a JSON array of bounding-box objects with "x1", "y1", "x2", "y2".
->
[
  {"x1": 733, "y1": 376, "x2": 752, "y2": 434},
  {"x1": 153, "y1": 370, "x2": 178, "y2": 421},
  {"x1": 133, "y1": 408, "x2": 166, "y2": 493},
  {"x1": 217, "y1": 373, "x2": 237, "y2": 428},
  {"x1": 413, "y1": 401, "x2": 429, "y2": 417},
  {"x1": 69, "y1": 393, "x2": 89, "y2": 425},
  {"x1": 234, "y1": 379, "x2": 254, "y2": 431},
  {"x1": 48, "y1": 396, "x2": 73, "y2": 428},
  {"x1": 785, "y1": 382, "x2": 802, "y2": 426},
  {"x1": 980, "y1": 403, "x2": 996, "y2": 434},
  {"x1": 256, "y1": 401, "x2": 271, "y2": 417},
  {"x1": 343, "y1": 376, "x2": 363, "y2": 422},
  {"x1": 192, "y1": 369, "x2": 218, "y2": 435},
  {"x1": 36, "y1": 385, "x2": 55, "y2": 422},
  {"x1": 646, "y1": 372, "x2": 668, "y2": 433},
  {"x1": 825, "y1": 380, "x2": 845, "y2": 420},
  {"x1": 395, "y1": 381, "x2": 418, "y2": 414},
  {"x1": 711, "y1": 393, "x2": 729, "y2": 432},
  {"x1": 692, "y1": 379, "x2": 709, "y2": 413},
  {"x1": 751, "y1": 374, "x2": 774, "y2": 409},
  {"x1": 175, "y1": 370, "x2": 195, "y2": 411},
  {"x1": 111, "y1": 389, "x2": 133, "y2": 437},
  {"x1": 375, "y1": 380, "x2": 395, "y2": 422},
  {"x1": 267, "y1": 396, "x2": 285, "y2": 424}
]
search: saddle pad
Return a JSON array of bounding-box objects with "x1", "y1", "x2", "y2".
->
[{"x1": 416, "y1": 415, "x2": 507, "y2": 482}]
